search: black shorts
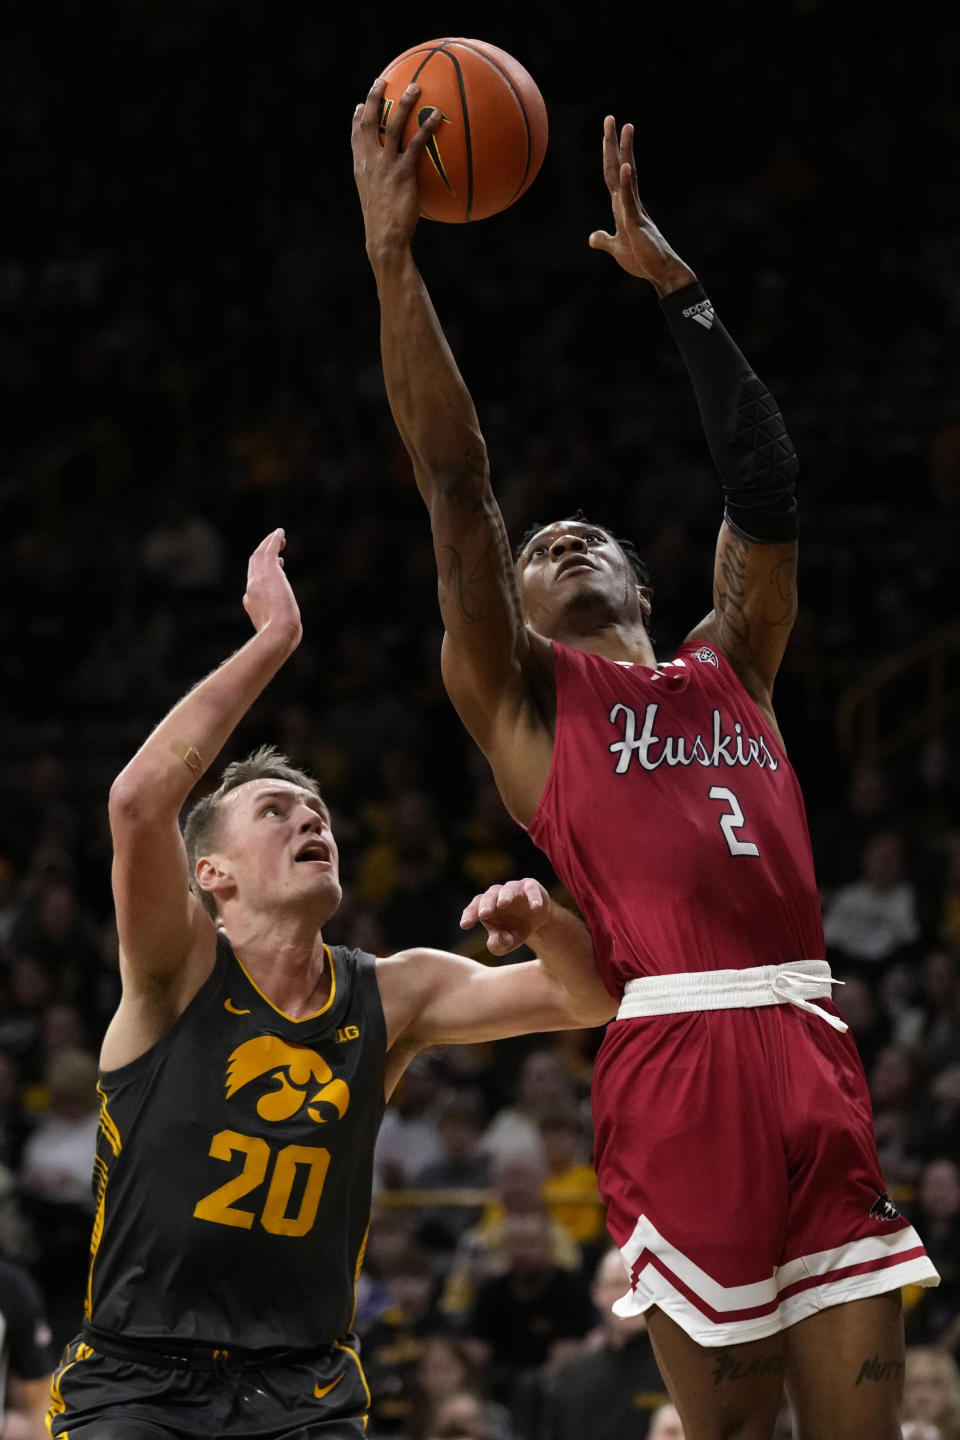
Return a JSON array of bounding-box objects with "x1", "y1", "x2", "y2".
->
[{"x1": 49, "y1": 1331, "x2": 370, "y2": 1439}]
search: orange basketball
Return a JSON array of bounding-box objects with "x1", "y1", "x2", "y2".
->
[{"x1": 378, "y1": 38, "x2": 548, "y2": 223}]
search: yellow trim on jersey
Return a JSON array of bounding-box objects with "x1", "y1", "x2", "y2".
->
[
  {"x1": 97, "y1": 1086, "x2": 122, "y2": 1156},
  {"x1": 333, "y1": 1337, "x2": 371, "y2": 1416},
  {"x1": 87, "y1": 1089, "x2": 121, "y2": 1322},
  {"x1": 231, "y1": 945, "x2": 338, "y2": 1021},
  {"x1": 349, "y1": 1218, "x2": 371, "y2": 1330},
  {"x1": 48, "y1": 1340, "x2": 95, "y2": 1432},
  {"x1": 85, "y1": 1156, "x2": 109, "y2": 1319}
]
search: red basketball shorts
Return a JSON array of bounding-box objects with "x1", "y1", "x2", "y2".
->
[{"x1": 593, "y1": 999, "x2": 939, "y2": 1346}]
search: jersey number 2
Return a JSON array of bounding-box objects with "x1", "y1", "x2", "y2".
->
[{"x1": 708, "y1": 786, "x2": 759, "y2": 857}]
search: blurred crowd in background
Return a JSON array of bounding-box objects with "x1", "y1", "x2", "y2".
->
[{"x1": 1, "y1": 2, "x2": 959, "y2": 1436}]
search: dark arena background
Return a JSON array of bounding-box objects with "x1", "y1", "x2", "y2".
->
[{"x1": 1, "y1": 2, "x2": 959, "y2": 1435}]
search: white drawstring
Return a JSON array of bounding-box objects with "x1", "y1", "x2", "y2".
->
[
  {"x1": 770, "y1": 969, "x2": 848, "y2": 1032},
  {"x1": 616, "y1": 961, "x2": 848, "y2": 1032}
]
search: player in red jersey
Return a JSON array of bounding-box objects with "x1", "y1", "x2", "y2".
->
[{"x1": 354, "y1": 85, "x2": 939, "y2": 1439}]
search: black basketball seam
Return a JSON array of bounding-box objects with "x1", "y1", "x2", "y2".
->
[
  {"x1": 410, "y1": 46, "x2": 444, "y2": 83},
  {"x1": 437, "y1": 43, "x2": 473, "y2": 221},
  {"x1": 441, "y1": 38, "x2": 536, "y2": 203}
]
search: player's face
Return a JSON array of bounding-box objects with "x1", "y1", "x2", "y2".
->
[
  {"x1": 516, "y1": 521, "x2": 643, "y2": 634},
  {"x1": 210, "y1": 779, "x2": 341, "y2": 919}
]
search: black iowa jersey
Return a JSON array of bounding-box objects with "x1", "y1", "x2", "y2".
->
[{"x1": 86, "y1": 935, "x2": 386, "y2": 1351}]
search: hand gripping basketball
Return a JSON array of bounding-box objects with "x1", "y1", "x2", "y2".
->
[{"x1": 374, "y1": 38, "x2": 548, "y2": 223}]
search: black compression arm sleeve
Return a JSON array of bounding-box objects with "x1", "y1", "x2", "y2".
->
[{"x1": 659, "y1": 281, "x2": 799, "y2": 543}]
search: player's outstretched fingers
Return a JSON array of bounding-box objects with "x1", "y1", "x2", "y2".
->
[
  {"x1": 249, "y1": 528, "x2": 284, "y2": 571},
  {"x1": 514, "y1": 877, "x2": 546, "y2": 914},
  {"x1": 601, "y1": 114, "x2": 622, "y2": 192},
  {"x1": 380, "y1": 82, "x2": 428, "y2": 151},
  {"x1": 460, "y1": 882, "x2": 498, "y2": 931},
  {"x1": 353, "y1": 78, "x2": 385, "y2": 142}
]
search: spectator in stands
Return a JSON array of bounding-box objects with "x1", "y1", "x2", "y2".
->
[
  {"x1": 831, "y1": 972, "x2": 892, "y2": 1073},
  {"x1": 906, "y1": 1158, "x2": 960, "y2": 1350},
  {"x1": 10, "y1": 874, "x2": 101, "y2": 1015},
  {"x1": 917, "y1": 973, "x2": 960, "y2": 1089},
  {"x1": 540, "y1": 1248, "x2": 669, "y2": 1440},
  {"x1": 0, "y1": 1254, "x2": 57, "y2": 1440},
  {"x1": 0, "y1": 1049, "x2": 32, "y2": 1174},
  {"x1": 648, "y1": 1405, "x2": 686, "y2": 1440},
  {"x1": 425, "y1": 1389, "x2": 515, "y2": 1440},
  {"x1": 411, "y1": 1336, "x2": 514, "y2": 1440},
  {"x1": 813, "y1": 763, "x2": 896, "y2": 890},
  {"x1": 901, "y1": 1348, "x2": 960, "y2": 1440},
  {"x1": 0, "y1": 1159, "x2": 28, "y2": 1263},
  {"x1": 823, "y1": 829, "x2": 922, "y2": 975},
  {"x1": 906, "y1": 735, "x2": 960, "y2": 879},
  {"x1": 374, "y1": 1053, "x2": 450, "y2": 1190},
  {"x1": 358, "y1": 1248, "x2": 444, "y2": 1436},
  {"x1": 923, "y1": 1065, "x2": 960, "y2": 1164},
  {"x1": 18, "y1": 1049, "x2": 98, "y2": 1212},
  {"x1": 359, "y1": 788, "x2": 448, "y2": 910},
  {"x1": 539, "y1": 1106, "x2": 606, "y2": 1251},
  {"x1": 940, "y1": 832, "x2": 960, "y2": 957},
  {"x1": 413, "y1": 1090, "x2": 492, "y2": 1252},
  {"x1": 362, "y1": 1208, "x2": 422, "y2": 1279},
  {"x1": 0, "y1": 956, "x2": 54, "y2": 1079},
  {"x1": 18, "y1": 1047, "x2": 99, "y2": 1343},
  {"x1": 480, "y1": 1048, "x2": 577, "y2": 1165},
  {"x1": 441, "y1": 1145, "x2": 582, "y2": 1318},
  {"x1": 469, "y1": 1208, "x2": 595, "y2": 1419},
  {"x1": 868, "y1": 1043, "x2": 925, "y2": 1189},
  {"x1": 454, "y1": 775, "x2": 532, "y2": 896},
  {"x1": 895, "y1": 951, "x2": 959, "y2": 1057}
]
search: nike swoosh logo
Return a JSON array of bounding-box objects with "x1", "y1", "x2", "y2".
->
[
  {"x1": 314, "y1": 1373, "x2": 344, "y2": 1399},
  {"x1": 224, "y1": 998, "x2": 251, "y2": 1015}
]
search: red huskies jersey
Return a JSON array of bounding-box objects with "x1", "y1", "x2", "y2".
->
[{"x1": 528, "y1": 641, "x2": 825, "y2": 996}]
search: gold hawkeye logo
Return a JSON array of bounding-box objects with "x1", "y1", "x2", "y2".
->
[{"x1": 225, "y1": 1037, "x2": 350, "y2": 1124}]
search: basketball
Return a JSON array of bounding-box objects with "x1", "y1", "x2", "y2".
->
[{"x1": 378, "y1": 38, "x2": 548, "y2": 223}]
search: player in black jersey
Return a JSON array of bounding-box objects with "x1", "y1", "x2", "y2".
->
[{"x1": 49, "y1": 528, "x2": 615, "y2": 1440}]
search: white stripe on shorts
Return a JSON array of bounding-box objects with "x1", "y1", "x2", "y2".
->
[{"x1": 613, "y1": 1212, "x2": 939, "y2": 1347}]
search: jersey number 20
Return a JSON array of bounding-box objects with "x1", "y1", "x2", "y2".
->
[{"x1": 193, "y1": 1131, "x2": 330, "y2": 1237}]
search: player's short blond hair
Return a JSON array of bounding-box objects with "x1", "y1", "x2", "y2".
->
[{"x1": 183, "y1": 745, "x2": 323, "y2": 918}]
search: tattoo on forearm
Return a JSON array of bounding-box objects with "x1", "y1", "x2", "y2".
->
[
  {"x1": 715, "y1": 534, "x2": 797, "y2": 665},
  {"x1": 769, "y1": 554, "x2": 798, "y2": 627},
  {"x1": 711, "y1": 1351, "x2": 786, "y2": 1386},
  {"x1": 855, "y1": 1356, "x2": 905, "y2": 1386},
  {"x1": 715, "y1": 534, "x2": 754, "y2": 663},
  {"x1": 436, "y1": 489, "x2": 523, "y2": 629}
]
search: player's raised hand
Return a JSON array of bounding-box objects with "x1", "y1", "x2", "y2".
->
[
  {"x1": 460, "y1": 878, "x2": 553, "y2": 956},
  {"x1": 352, "y1": 78, "x2": 444, "y2": 252},
  {"x1": 242, "y1": 529, "x2": 302, "y2": 649},
  {"x1": 588, "y1": 117, "x2": 697, "y2": 296}
]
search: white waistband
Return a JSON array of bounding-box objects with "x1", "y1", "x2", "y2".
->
[{"x1": 616, "y1": 961, "x2": 847, "y2": 1032}]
